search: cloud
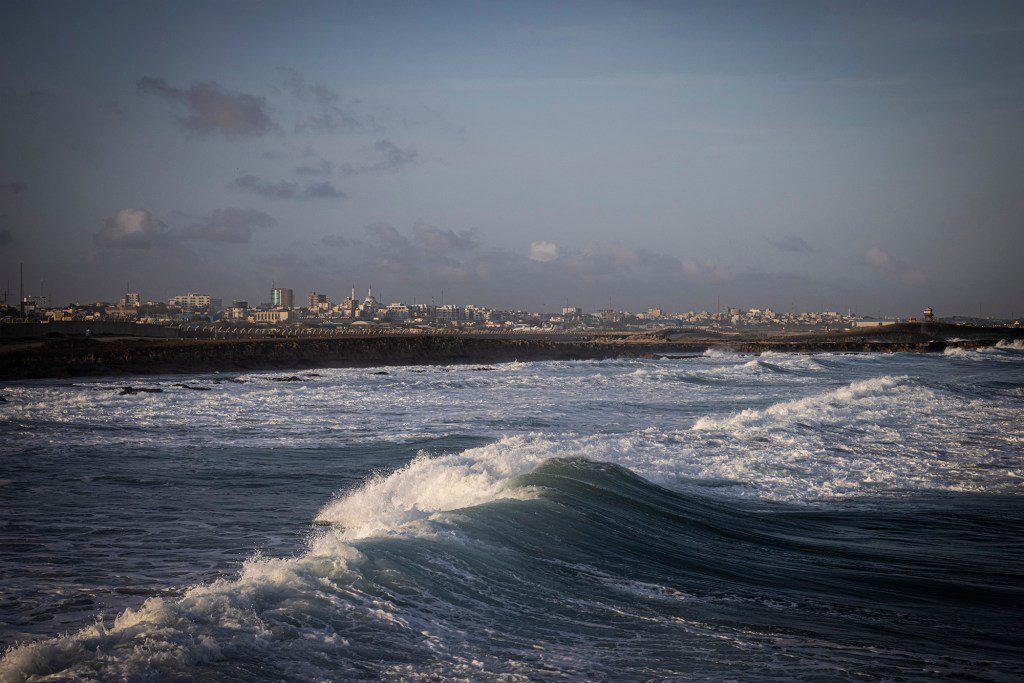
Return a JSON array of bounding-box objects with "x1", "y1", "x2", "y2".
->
[
  {"x1": 296, "y1": 159, "x2": 334, "y2": 176},
  {"x1": 0, "y1": 229, "x2": 12, "y2": 246},
  {"x1": 303, "y1": 181, "x2": 345, "y2": 199},
  {"x1": 181, "y1": 208, "x2": 276, "y2": 243},
  {"x1": 137, "y1": 77, "x2": 275, "y2": 139},
  {"x1": 364, "y1": 222, "x2": 411, "y2": 250},
  {"x1": 529, "y1": 241, "x2": 559, "y2": 262},
  {"x1": 0, "y1": 181, "x2": 27, "y2": 196},
  {"x1": 338, "y1": 139, "x2": 419, "y2": 176},
  {"x1": 861, "y1": 246, "x2": 926, "y2": 286},
  {"x1": 94, "y1": 208, "x2": 174, "y2": 248},
  {"x1": 680, "y1": 258, "x2": 730, "y2": 282},
  {"x1": 254, "y1": 252, "x2": 310, "y2": 269},
  {"x1": 321, "y1": 234, "x2": 350, "y2": 247},
  {"x1": 233, "y1": 174, "x2": 299, "y2": 199},
  {"x1": 291, "y1": 140, "x2": 418, "y2": 178},
  {"x1": 371, "y1": 139, "x2": 418, "y2": 169},
  {"x1": 863, "y1": 245, "x2": 895, "y2": 270},
  {"x1": 279, "y1": 68, "x2": 375, "y2": 133},
  {"x1": 232, "y1": 174, "x2": 345, "y2": 199},
  {"x1": 767, "y1": 235, "x2": 815, "y2": 253},
  {"x1": 413, "y1": 222, "x2": 478, "y2": 252}
]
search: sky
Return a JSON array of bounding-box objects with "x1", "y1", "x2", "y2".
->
[{"x1": 1, "y1": 0, "x2": 1022, "y2": 316}]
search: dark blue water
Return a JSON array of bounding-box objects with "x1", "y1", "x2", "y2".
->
[{"x1": 1, "y1": 348, "x2": 1022, "y2": 680}]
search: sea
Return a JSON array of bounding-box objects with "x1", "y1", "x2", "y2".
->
[{"x1": 1, "y1": 343, "x2": 1023, "y2": 681}]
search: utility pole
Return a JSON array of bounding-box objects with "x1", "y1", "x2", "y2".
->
[{"x1": 19, "y1": 262, "x2": 24, "y2": 320}]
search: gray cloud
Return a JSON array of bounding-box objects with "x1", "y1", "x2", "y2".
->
[
  {"x1": 254, "y1": 252, "x2": 310, "y2": 269},
  {"x1": 364, "y1": 222, "x2": 411, "y2": 250},
  {"x1": 232, "y1": 174, "x2": 345, "y2": 200},
  {"x1": 294, "y1": 140, "x2": 418, "y2": 178},
  {"x1": 860, "y1": 246, "x2": 926, "y2": 286},
  {"x1": 94, "y1": 208, "x2": 174, "y2": 249},
  {"x1": 413, "y1": 222, "x2": 478, "y2": 252},
  {"x1": 295, "y1": 159, "x2": 334, "y2": 176},
  {"x1": 0, "y1": 229, "x2": 12, "y2": 246},
  {"x1": 181, "y1": 208, "x2": 276, "y2": 243},
  {"x1": 767, "y1": 235, "x2": 815, "y2": 253},
  {"x1": 339, "y1": 139, "x2": 418, "y2": 176},
  {"x1": 279, "y1": 68, "x2": 375, "y2": 133},
  {"x1": 321, "y1": 234, "x2": 350, "y2": 248},
  {"x1": 303, "y1": 181, "x2": 346, "y2": 199},
  {"x1": 137, "y1": 77, "x2": 275, "y2": 139},
  {"x1": 1, "y1": 181, "x2": 28, "y2": 196},
  {"x1": 233, "y1": 174, "x2": 300, "y2": 199}
]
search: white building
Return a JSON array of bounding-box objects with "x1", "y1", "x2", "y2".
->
[
  {"x1": 250, "y1": 310, "x2": 292, "y2": 324},
  {"x1": 169, "y1": 292, "x2": 222, "y2": 312},
  {"x1": 384, "y1": 303, "x2": 410, "y2": 322}
]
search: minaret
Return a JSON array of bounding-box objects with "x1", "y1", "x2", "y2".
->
[{"x1": 350, "y1": 285, "x2": 355, "y2": 300}]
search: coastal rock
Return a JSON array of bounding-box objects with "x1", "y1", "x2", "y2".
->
[{"x1": 118, "y1": 387, "x2": 164, "y2": 395}]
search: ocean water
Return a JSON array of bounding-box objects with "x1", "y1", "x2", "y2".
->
[{"x1": 1, "y1": 345, "x2": 1023, "y2": 681}]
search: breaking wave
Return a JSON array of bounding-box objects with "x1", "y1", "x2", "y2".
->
[
  {"x1": 5, "y1": 453, "x2": 1023, "y2": 681},
  {"x1": 3, "y1": 354, "x2": 1024, "y2": 681}
]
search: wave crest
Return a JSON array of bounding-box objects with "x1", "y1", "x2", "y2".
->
[{"x1": 691, "y1": 375, "x2": 919, "y2": 431}]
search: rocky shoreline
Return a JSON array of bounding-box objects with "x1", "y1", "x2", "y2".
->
[{"x1": 0, "y1": 323, "x2": 1019, "y2": 381}]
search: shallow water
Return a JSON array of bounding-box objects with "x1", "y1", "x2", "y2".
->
[{"x1": 1, "y1": 347, "x2": 1023, "y2": 680}]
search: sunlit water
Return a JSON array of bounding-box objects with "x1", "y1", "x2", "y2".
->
[{"x1": 2, "y1": 344, "x2": 1023, "y2": 680}]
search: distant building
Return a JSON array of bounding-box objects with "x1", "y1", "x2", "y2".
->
[
  {"x1": 562, "y1": 306, "x2": 582, "y2": 317},
  {"x1": 251, "y1": 310, "x2": 292, "y2": 324},
  {"x1": 336, "y1": 286, "x2": 359, "y2": 319},
  {"x1": 169, "y1": 292, "x2": 221, "y2": 312},
  {"x1": 384, "y1": 303, "x2": 410, "y2": 322},
  {"x1": 21, "y1": 295, "x2": 48, "y2": 313},
  {"x1": 850, "y1": 320, "x2": 895, "y2": 328},
  {"x1": 119, "y1": 292, "x2": 141, "y2": 307},
  {"x1": 271, "y1": 287, "x2": 294, "y2": 309},
  {"x1": 358, "y1": 287, "x2": 380, "y2": 319},
  {"x1": 307, "y1": 292, "x2": 332, "y2": 313},
  {"x1": 226, "y1": 300, "x2": 249, "y2": 320}
]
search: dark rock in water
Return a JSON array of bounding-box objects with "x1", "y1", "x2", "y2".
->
[
  {"x1": 305, "y1": 373, "x2": 323, "y2": 378},
  {"x1": 471, "y1": 366, "x2": 496, "y2": 371},
  {"x1": 174, "y1": 383, "x2": 211, "y2": 391},
  {"x1": 0, "y1": 395, "x2": 6, "y2": 402},
  {"x1": 372, "y1": 370, "x2": 390, "y2": 375},
  {"x1": 270, "y1": 376, "x2": 303, "y2": 382},
  {"x1": 118, "y1": 386, "x2": 164, "y2": 395}
]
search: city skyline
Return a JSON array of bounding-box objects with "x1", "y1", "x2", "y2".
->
[
  {"x1": 2, "y1": 2, "x2": 1023, "y2": 316},
  {"x1": 5, "y1": 273, "x2": 971, "y2": 324}
]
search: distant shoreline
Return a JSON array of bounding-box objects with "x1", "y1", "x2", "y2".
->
[{"x1": 0, "y1": 323, "x2": 1020, "y2": 381}]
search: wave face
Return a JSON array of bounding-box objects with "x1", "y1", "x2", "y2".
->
[{"x1": 2, "y1": 351, "x2": 1023, "y2": 680}]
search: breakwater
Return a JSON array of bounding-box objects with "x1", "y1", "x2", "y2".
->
[
  {"x1": 1, "y1": 324, "x2": 1019, "y2": 380},
  {"x1": 0, "y1": 336, "x2": 668, "y2": 380}
]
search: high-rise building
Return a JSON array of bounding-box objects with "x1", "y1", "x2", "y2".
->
[
  {"x1": 307, "y1": 292, "x2": 332, "y2": 311},
  {"x1": 271, "y1": 287, "x2": 294, "y2": 309}
]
